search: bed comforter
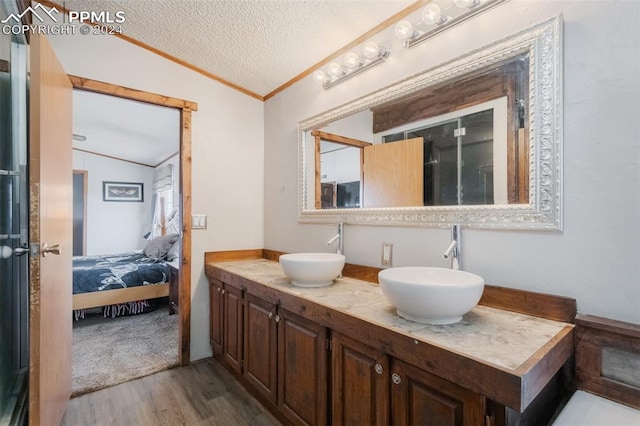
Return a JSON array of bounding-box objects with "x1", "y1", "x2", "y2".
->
[{"x1": 72, "y1": 251, "x2": 170, "y2": 295}]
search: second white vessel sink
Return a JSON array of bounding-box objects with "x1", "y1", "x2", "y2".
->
[
  {"x1": 279, "y1": 253, "x2": 346, "y2": 287},
  {"x1": 378, "y1": 267, "x2": 484, "y2": 325}
]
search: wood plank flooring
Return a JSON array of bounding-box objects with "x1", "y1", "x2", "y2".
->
[{"x1": 61, "y1": 358, "x2": 281, "y2": 425}]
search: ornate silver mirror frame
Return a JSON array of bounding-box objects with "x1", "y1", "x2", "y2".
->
[{"x1": 298, "y1": 15, "x2": 562, "y2": 230}]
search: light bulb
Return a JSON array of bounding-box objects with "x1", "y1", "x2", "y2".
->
[
  {"x1": 395, "y1": 20, "x2": 414, "y2": 40},
  {"x1": 328, "y1": 62, "x2": 343, "y2": 77},
  {"x1": 344, "y1": 52, "x2": 361, "y2": 69},
  {"x1": 454, "y1": 0, "x2": 478, "y2": 7},
  {"x1": 422, "y1": 4, "x2": 444, "y2": 25},
  {"x1": 362, "y1": 41, "x2": 380, "y2": 60},
  {"x1": 313, "y1": 70, "x2": 326, "y2": 82}
]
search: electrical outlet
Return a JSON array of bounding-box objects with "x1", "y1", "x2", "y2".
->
[{"x1": 381, "y1": 243, "x2": 393, "y2": 266}]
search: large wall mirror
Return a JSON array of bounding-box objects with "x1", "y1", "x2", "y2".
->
[{"x1": 298, "y1": 16, "x2": 562, "y2": 230}]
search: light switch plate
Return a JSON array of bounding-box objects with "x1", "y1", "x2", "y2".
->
[{"x1": 192, "y1": 214, "x2": 207, "y2": 230}]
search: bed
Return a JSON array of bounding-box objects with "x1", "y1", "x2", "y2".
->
[{"x1": 72, "y1": 233, "x2": 180, "y2": 317}]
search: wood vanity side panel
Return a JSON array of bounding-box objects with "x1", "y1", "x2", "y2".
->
[
  {"x1": 575, "y1": 315, "x2": 640, "y2": 409},
  {"x1": 516, "y1": 325, "x2": 574, "y2": 410}
]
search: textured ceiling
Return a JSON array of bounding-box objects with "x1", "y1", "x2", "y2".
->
[{"x1": 61, "y1": 0, "x2": 415, "y2": 97}]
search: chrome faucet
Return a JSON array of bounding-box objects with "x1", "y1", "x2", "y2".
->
[
  {"x1": 442, "y1": 224, "x2": 461, "y2": 270},
  {"x1": 327, "y1": 222, "x2": 344, "y2": 255}
]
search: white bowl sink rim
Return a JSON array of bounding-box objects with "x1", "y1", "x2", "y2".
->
[
  {"x1": 378, "y1": 266, "x2": 484, "y2": 325},
  {"x1": 378, "y1": 266, "x2": 483, "y2": 287},
  {"x1": 279, "y1": 253, "x2": 346, "y2": 288}
]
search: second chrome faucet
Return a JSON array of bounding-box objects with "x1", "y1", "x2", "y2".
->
[
  {"x1": 442, "y1": 224, "x2": 461, "y2": 270},
  {"x1": 327, "y1": 222, "x2": 344, "y2": 255}
]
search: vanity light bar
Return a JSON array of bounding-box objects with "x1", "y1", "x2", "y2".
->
[
  {"x1": 400, "y1": 0, "x2": 508, "y2": 49},
  {"x1": 323, "y1": 49, "x2": 390, "y2": 90},
  {"x1": 314, "y1": 41, "x2": 391, "y2": 90}
]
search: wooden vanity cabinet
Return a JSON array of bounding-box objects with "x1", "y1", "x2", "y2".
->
[
  {"x1": 207, "y1": 265, "x2": 569, "y2": 426},
  {"x1": 208, "y1": 278, "x2": 244, "y2": 374},
  {"x1": 390, "y1": 358, "x2": 485, "y2": 426},
  {"x1": 331, "y1": 332, "x2": 389, "y2": 426}
]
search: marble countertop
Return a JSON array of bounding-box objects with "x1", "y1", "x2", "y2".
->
[{"x1": 210, "y1": 258, "x2": 573, "y2": 372}]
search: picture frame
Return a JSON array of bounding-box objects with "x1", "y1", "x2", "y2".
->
[{"x1": 103, "y1": 181, "x2": 144, "y2": 202}]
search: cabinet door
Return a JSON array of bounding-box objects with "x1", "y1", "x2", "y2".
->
[
  {"x1": 209, "y1": 278, "x2": 224, "y2": 355},
  {"x1": 391, "y1": 359, "x2": 485, "y2": 426},
  {"x1": 223, "y1": 284, "x2": 243, "y2": 374},
  {"x1": 278, "y1": 308, "x2": 328, "y2": 426},
  {"x1": 331, "y1": 332, "x2": 389, "y2": 426},
  {"x1": 244, "y1": 293, "x2": 278, "y2": 404}
]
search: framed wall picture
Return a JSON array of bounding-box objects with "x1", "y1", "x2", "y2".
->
[{"x1": 103, "y1": 181, "x2": 144, "y2": 202}]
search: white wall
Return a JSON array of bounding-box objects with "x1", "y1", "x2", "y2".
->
[
  {"x1": 50, "y1": 31, "x2": 265, "y2": 361},
  {"x1": 73, "y1": 150, "x2": 153, "y2": 255},
  {"x1": 264, "y1": 1, "x2": 640, "y2": 324}
]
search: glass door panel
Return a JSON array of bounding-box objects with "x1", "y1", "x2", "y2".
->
[
  {"x1": 0, "y1": 4, "x2": 29, "y2": 423},
  {"x1": 460, "y1": 109, "x2": 494, "y2": 205}
]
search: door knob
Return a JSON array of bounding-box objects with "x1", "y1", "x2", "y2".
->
[
  {"x1": 1, "y1": 245, "x2": 30, "y2": 258},
  {"x1": 41, "y1": 243, "x2": 61, "y2": 257}
]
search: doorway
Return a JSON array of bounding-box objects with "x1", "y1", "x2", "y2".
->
[{"x1": 70, "y1": 76, "x2": 196, "y2": 367}]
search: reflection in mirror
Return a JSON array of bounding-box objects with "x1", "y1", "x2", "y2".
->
[
  {"x1": 299, "y1": 16, "x2": 562, "y2": 229},
  {"x1": 311, "y1": 53, "x2": 528, "y2": 210}
]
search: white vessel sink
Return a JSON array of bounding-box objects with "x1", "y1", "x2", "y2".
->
[
  {"x1": 279, "y1": 253, "x2": 346, "y2": 287},
  {"x1": 378, "y1": 267, "x2": 484, "y2": 325}
]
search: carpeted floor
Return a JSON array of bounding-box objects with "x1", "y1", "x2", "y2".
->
[{"x1": 71, "y1": 305, "x2": 179, "y2": 397}]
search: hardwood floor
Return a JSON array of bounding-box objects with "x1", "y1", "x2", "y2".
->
[{"x1": 61, "y1": 358, "x2": 281, "y2": 425}]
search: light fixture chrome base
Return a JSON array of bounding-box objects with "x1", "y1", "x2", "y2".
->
[
  {"x1": 404, "y1": 0, "x2": 507, "y2": 49},
  {"x1": 322, "y1": 49, "x2": 390, "y2": 90}
]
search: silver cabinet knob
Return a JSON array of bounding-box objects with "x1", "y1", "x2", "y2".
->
[
  {"x1": 268, "y1": 312, "x2": 274, "y2": 319},
  {"x1": 375, "y1": 364, "x2": 383, "y2": 375},
  {"x1": 41, "y1": 243, "x2": 60, "y2": 257},
  {"x1": 391, "y1": 373, "x2": 402, "y2": 385},
  {"x1": 275, "y1": 315, "x2": 281, "y2": 323},
  {"x1": 221, "y1": 289, "x2": 226, "y2": 295},
  {"x1": 217, "y1": 287, "x2": 221, "y2": 293}
]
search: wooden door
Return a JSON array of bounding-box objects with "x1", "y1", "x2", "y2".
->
[
  {"x1": 390, "y1": 359, "x2": 484, "y2": 426},
  {"x1": 243, "y1": 294, "x2": 278, "y2": 404},
  {"x1": 331, "y1": 332, "x2": 389, "y2": 426},
  {"x1": 222, "y1": 284, "x2": 243, "y2": 374},
  {"x1": 209, "y1": 278, "x2": 223, "y2": 355},
  {"x1": 363, "y1": 137, "x2": 423, "y2": 207},
  {"x1": 277, "y1": 308, "x2": 327, "y2": 426},
  {"x1": 28, "y1": 34, "x2": 73, "y2": 426}
]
